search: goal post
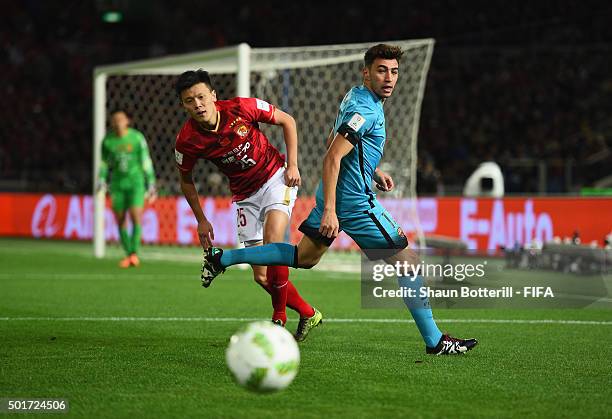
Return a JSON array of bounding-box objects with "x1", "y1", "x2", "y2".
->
[
  {"x1": 93, "y1": 39, "x2": 434, "y2": 257},
  {"x1": 93, "y1": 43, "x2": 254, "y2": 257}
]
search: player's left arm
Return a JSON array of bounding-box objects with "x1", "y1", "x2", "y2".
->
[
  {"x1": 272, "y1": 109, "x2": 301, "y2": 187},
  {"x1": 374, "y1": 167, "x2": 394, "y2": 192},
  {"x1": 139, "y1": 135, "x2": 157, "y2": 202}
]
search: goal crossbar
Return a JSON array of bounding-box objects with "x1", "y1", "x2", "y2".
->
[{"x1": 93, "y1": 39, "x2": 434, "y2": 257}]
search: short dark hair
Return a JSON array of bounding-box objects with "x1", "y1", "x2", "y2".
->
[
  {"x1": 175, "y1": 69, "x2": 214, "y2": 98},
  {"x1": 364, "y1": 44, "x2": 404, "y2": 68},
  {"x1": 110, "y1": 109, "x2": 130, "y2": 118}
]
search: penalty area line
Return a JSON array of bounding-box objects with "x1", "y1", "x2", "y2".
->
[{"x1": 0, "y1": 317, "x2": 610, "y2": 325}]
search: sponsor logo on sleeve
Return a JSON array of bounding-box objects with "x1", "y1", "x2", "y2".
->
[
  {"x1": 347, "y1": 113, "x2": 366, "y2": 132},
  {"x1": 255, "y1": 99, "x2": 271, "y2": 112},
  {"x1": 175, "y1": 150, "x2": 183, "y2": 165},
  {"x1": 397, "y1": 227, "x2": 406, "y2": 238}
]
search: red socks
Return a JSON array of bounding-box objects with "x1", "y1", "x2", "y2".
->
[
  {"x1": 262, "y1": 266, "x2": 315, "y2": 323},
  {"x1": 267, "y1": 266, "x2": 288, "y2": 324},
  {"x1": 285, "y1": 280, "x2": 315, "y2": 318}
]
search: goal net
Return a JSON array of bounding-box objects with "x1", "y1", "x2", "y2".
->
[{"x1": 93, "y1": 40, "x2": 434, "y2": 257}]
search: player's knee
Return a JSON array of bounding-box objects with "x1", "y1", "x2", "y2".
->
[
  {"x1": 387, "y1": 247, "x2": 418, "y2": 265},
  {"x1": 253, "y1": 273, "x2": 268, "y2": 286},
  {"x1": 402, "y1": 248, "x2": 419, "y2": 265},
  {"x1": 297, "y1": 254, "x2": 321, "y2": 269}
]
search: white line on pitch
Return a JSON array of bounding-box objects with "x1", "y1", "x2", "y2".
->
[
  {"x1": 0, "y1": 273, "x2": 356, "y2": 281},
  {"x1": 0, "y1": 317, "x2": 610, "y2": 325}
]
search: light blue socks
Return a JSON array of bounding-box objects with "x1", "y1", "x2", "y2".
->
[
  {"x1": 220, "y1": 243, "x2": 297, "y2": 268},
  {"x1": 398, "y1": 275, "x2": 443, "y2": 348}
]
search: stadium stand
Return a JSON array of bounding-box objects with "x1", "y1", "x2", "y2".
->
[{"x1": 2, "y1": 1, "x2": 611, "y2": 194}]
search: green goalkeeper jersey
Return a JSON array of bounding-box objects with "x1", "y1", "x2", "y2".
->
[{"x1": 99, "y1": 128, "x2": 156, "y2": 190}]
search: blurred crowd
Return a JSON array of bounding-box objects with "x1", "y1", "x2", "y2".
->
[
  {"x1": 1, "y1": 0, "x2": 611, "y2": 194},
  {"x1": 420, "y1": 45, "x2": 612, "y2": 194}
]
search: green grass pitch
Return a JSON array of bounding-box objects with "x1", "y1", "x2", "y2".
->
[{"x1": 1, "y1": 238, "x2": 611, "y2": 418}]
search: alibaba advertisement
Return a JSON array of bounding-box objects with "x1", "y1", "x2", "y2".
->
[{"x1": 0, "y1": 193, "x2": 610, "y2": 250}]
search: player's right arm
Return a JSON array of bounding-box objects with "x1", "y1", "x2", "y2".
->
[
  {"x1": 175, "y1": 131, "x2": 215, "y2": 249},
  {"x1": 320, "y1": 134, "x2": 354, "y2": 238},
  {"x1": 320, "y1": 103, "x2": 376, "y2": 238},
  {"x1": 178, "y1": 168, "x2": 215, "y2": 249}
]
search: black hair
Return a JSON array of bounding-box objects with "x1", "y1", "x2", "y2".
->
[
  {"x1": 110, "y1": 109, "x2": 130, "y2": 118},
  {"x1": 364, "y1": 44, "x2": 404, "y2": 68},
  {"x1": 175, "y1": 69, "x2": 214, "y2": 98}
]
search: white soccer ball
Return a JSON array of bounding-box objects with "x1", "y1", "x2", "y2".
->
[{"x1": 226, "y1": 321, "x2": 300, "y2": 392}]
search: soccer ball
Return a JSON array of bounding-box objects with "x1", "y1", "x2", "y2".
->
[{"x1": 226, "y1": 321, "x2": 300, "y2": 392}]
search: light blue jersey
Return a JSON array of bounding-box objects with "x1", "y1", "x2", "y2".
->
[
  {"x1": 315, "y1": 85, "x2": 386, "y2": 214},
  {"x1": 301, "y1": 85, "x2": 407, "y2": 256}
]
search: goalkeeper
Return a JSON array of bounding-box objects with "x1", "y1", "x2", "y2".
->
[{"x1": 98, "y1": 110, "x2": 157, "y2": 268}]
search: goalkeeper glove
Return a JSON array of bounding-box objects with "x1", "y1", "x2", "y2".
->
[{"x1": 145, "y1": 184, "x2": 157, "y2": 204}]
